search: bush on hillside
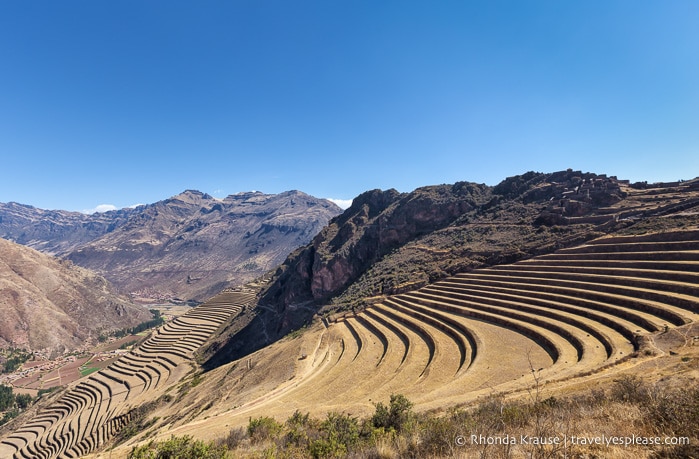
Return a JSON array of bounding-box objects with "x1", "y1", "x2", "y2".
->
[
  {"x1": 247, "y1": 416, "x2": 283, "y2": 444},
  {"x1": 128, "y1": 435, "x2": 228, "y2": 459},
  {"x1": 371, "y1": 393, "x2": 414, "y2": 433}
]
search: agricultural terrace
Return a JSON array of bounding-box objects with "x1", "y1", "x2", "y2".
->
[{"x1": 0, "y1": 289, "x2": 255, "y2": 459}]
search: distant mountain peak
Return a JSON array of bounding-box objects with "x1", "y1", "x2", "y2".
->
[{"x1": 171, "y1": 189, "x2": 215, "y2": 202}]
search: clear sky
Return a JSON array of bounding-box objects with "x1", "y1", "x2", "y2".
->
[{"x1": 1, "y1": 1, "x2": 698, "y2": 212}]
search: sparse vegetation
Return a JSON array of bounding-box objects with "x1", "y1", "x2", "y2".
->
[
  {"x1": 128, "y1": 435, "x2": 228, "y2": 459},
  {"x1": 119, "y1": 339, "x2": 140, "y2": 350},
  {"x1": 248, "y1": 416, "x2": 283, "y2": 444},
  {"x1": 190, "y1": 374, "x2": 204, "y2": 387},
  {"x1": 125, "y1": 385, "x2": 698, "y2": 457},
  {"x1": 5, "y1": 176, "x2": 699, "y2": 459},
  {"x1": 37, "y1": 386, "x2": 59, "y2": 398},
  {"x1": 371, "y1": 393, "x2": 414, "y2": 433},
  {"x1": 286, "y1": 325, "x2": 309, "y2": 340},
  {"x1": 114, "y1": 396, "x2": 171, "y2": 445}
]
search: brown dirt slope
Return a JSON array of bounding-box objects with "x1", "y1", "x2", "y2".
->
[
  {"x1": 6, "y1": 171, "x2": 699, "y2": 458},
  {"x1": 0, "y1": 237, "x2": 151, "y2": 353}
]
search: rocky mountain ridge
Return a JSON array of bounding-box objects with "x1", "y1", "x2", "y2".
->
[
  {"x1": 0, "y1": 202, "x2": 138, "y2": 256},
  {"x1": 0, "y1": 190, "x2": 342, "y2": 302},
  {"x1": 262, "y1": 182, "x2": 491, "y2": 307},
  {"x1": 4, "y1": 169, "x2": 699, "y2": 459}
]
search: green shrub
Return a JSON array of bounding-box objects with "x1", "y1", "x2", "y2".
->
[
  {"x1": 248, "y1": 416, "x2": 283, "y2": 444},
  {"x1": 0, "y1": 385, "x2": 14, "y2": 411},
  {"x1": 325, "y1": 411, "x2": 359, "y2": 444},
  {"x1": 14, "y1": 393, "x2": 33, "y2": 410},
  {"x1": 371, "y1": 393, "x2": 414, "y2": 433},
  {"x1": 309, "y1": 412, "x2": 360, "y2": 458},
  {"x1": 216, "y1": 427, "x2": 246, "y2": 450},
  {"x1": 1, "y1": 349, "x2": 31, "y2": 373},
  {"x1": 309, "y1": 437, "x2": 347, "y2": 459},
  {"x1": 0, "y1": 409, "x2": 19, "y2": 426},
  {"x1": 284, "y1": 410, "x2": 314, "y2": 448},
  {"x1": 128, "y1": 435, "x2": 228, "y2": 459},
  {"x1": 190, "y1": 374, "x2": 204, "y2": 387}
]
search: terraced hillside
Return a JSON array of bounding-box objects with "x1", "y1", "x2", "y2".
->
[
  {"x1": 4, "y1": 228, "x2": 699, "y2": 457},
  {"x1": 136, "y1": 229, "x2": 698, "y2": 446},
  {"x1": 0, "y1": 289, "x2": 257, "y2": 459}
]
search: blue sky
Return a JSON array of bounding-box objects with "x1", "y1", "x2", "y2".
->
[{"x1": 1, "y1": 1, "x2": 698, "y2": 212}]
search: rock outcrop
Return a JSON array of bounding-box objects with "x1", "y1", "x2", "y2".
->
[{"x1": 262, "y1": 182, "x2": 490, "y2": 307}]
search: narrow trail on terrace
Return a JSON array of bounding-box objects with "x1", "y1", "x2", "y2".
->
[{"x1": 211, "y1": 324, "x2": 337, "y2": 420}]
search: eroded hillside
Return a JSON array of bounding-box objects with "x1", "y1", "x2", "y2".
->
[
  {"x1": 0, "y1": 238, "x2": 151, "y2": 354},
  {"x1": 0, "y1": 203, "x2": 137, "y2": 256}
]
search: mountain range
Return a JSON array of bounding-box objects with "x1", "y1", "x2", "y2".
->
[{"x1": 0, "y1": 190, "x2": 342, "y2": 302}]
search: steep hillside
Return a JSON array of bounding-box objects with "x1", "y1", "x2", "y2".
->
[
  {"x1": 0, "y1": 289, "x2": 257, "y2": 458},
  {"x1": 0, "y1": 190, "x2": 342, "y2": 302},
  {"x1": 263, "y1": 182, "x2": 491, "y2": 307},
  {"x1": 266, "y1": 170, "x2": 632, "y2": 309},
  {"x1": 133, "y1": 228, "x2": 699, "y2": 448},
  {"x1": 5, "y1": 224, "x2": 699, "y2": 459},
  {"x1": 0, "y1": 238, "x2": 151, "y2": 354}
]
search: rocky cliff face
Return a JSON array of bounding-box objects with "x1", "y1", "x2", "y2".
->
[
  {"x1": 263, "y1": 171, "x2": 631, "y2": 312},
  {"x1": 0, "y1": 238, "x2": 151, "y2": 353},
  {"x1": 0, "y1": 190, "x2": 342, "y2": 302},
  {"x1": 262, "y1": 182, "x2": 490, "y2": 308}
]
